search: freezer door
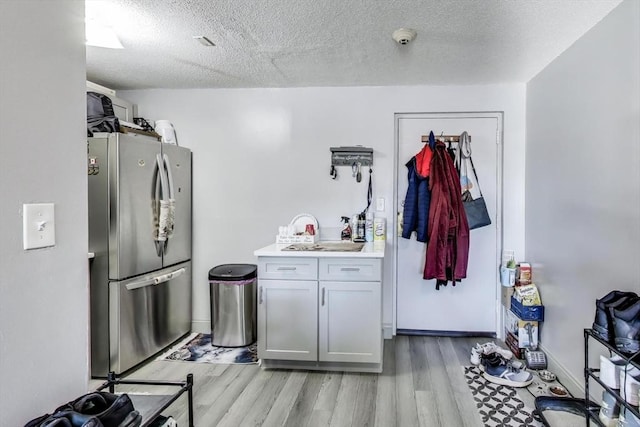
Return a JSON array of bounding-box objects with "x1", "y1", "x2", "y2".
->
[
  {"x1": 111, "y1": 133, "x2": 163, "y2": 279},
  {"x1": 161, "y1": 144, "x2": 192, "y2": 267},
  {"x1": 108, "y1": 261, "x2": 192, "y2": 375}
]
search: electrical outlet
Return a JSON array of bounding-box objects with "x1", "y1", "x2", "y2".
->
[
  {"x1": 23, "y1": 203, "x2": 55, "y2": 250},
  {"x1": 376, "y1": 197, "x2": 385, "y2": 212}
]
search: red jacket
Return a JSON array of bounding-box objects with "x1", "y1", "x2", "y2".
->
[{"x1": 423, "y1": 141, "x2": 469, "y2": 286}]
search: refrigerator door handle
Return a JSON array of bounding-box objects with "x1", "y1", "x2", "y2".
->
[
  {"x1": 156, "y1": 154, "x2": 171, "y2": 247},
  {"x1": 156, "y1": 153, "x2": 169, "y2": 199},
  {"x1": 125, "y1": 277, "x2": 156, "y2": 291},
  {"x1": 125, "y1": 267, "x2": 186, "y2": 291},
  {"x1": 163, "y1": 153, "x2": 175, "y2": 199},
  {"x1": 162, "y1": 154, "x2": 176, "y2": 248},
  {"x1": 154, "y1": 267, "x2": 186, "y2": 285}
]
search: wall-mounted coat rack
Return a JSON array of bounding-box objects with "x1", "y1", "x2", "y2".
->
[
  {"x1": 330, "y1": 146, "x2": 373, "y2": 166},
  {"x1": 329, "y1": 146, "x2": 373, "y2": 181},
  {"x1": 421, "y1": 134, "x2": 472, "y2": 143}
]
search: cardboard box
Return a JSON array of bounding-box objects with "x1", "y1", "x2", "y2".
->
[
  {"x1": 504, "y1": 330, "x2": 523, "y2": 359},
  {"x1": 506, "y1": 309, "x2": 539, "y2": 348},
  {"x1": 119, "y1": 125, "x2": 161, "y2": 140},
  {"x1": 514, "y1": 283, "x2": 542, "y2": 305}
]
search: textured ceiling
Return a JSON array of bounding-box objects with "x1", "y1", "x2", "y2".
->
[{"x1": 85, "y1": 0, "x2": 623, "y2": 90}]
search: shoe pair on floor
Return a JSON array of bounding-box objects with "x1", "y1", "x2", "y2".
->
[
  {"x1": 25, "y1": 392, "x2": 141, "y2": 427},
  {"x1": 599, "y1": 390, "x2": 640, "y2": 427},
  {"x1": 470, "y1": 341, "x2": 513, "y2": 366},
  {"x1": 471, "y1": 342, "x2": 533, "y2": 387},
  {"x1": 593, "y1": 290, "x2": 640, "y2": 355},
  {"x1": 600, "y1": 354, "x2": 640, "y2": 407}
]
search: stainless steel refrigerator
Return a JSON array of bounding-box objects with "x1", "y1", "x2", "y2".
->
[{"x1": 88, "y1": 132, "x2": 192, "y2": 377}]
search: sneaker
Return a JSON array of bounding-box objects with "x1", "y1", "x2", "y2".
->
[
  {"x1": 600, "y1": 354, "x2": 627, "y2": 389},
  {"x1": 620, "y1": 365, "x2": 640, "y2": 406},
  {"x1": 619, "y1": 407, "x2": 640, "y2": 427},
  {"x1": 470, "y1": 341, "x2": 513, "y2": 365},
  {"x1": 593, "y1": 291, "x2": 637, "y2": 344},
  {"x1": 598, "y1": 390, "x2": 621, "y2": 427},
  {"x1": 481, "y1": 355, "x2": 534, "y2": 387}
]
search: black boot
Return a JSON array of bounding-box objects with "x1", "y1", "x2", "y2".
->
[
  {"x1": 593, "y1": 291, "x2": 637, "y2": 343},
  {"x1": 28, "y1": 410, "x2": 103, "y2": 427},
  {"x1": 56, "y1": 392, "x2": 139, "y2": 427},
  {"x1": 613, "y1": 297, "x2": 640, "y2": 354}
]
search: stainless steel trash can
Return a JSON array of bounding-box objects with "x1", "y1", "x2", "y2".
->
[{"x1": 209, "y1": 264, "x2": 257, "y2": 347}]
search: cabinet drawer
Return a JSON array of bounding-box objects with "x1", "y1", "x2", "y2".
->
[
  {"x1": 258, "y1": 257, "x2": 318, "y2": 280},
  {"x1": 319, "y1": 258, "x2": 381, "y2": 281}
]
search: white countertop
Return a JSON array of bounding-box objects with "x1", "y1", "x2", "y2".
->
[{"x1": 254, "y1": 241, "x2": 386, "y2": 258}]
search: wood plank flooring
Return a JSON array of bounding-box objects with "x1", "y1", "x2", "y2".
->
[{"x1": 91, "y1": 336, "x2": 501, "y2": 427}]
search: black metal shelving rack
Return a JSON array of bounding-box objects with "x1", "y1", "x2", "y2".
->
[
  {"x1": 584, "y1": 328, "x2": 640, "y2": 426},
  {"x1": 96, "y1": 371, "x2": 194, "y2": 427}
]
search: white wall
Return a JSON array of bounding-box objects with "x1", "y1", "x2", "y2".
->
[
  {"x1": 526, "y1": 0, "x2": 640, "y2": 390},
  {"x1": 0, "y1": 1, "x2": 89, "y2": 424},
  {"x1": 123, "y1": 84, "x2": 526, "y2": 333}
]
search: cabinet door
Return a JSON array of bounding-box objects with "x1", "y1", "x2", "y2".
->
[
  {"x1": 257, "y1": 279, "x2": 317, "y2": 361},
  {"x1": 318, "y1": 281, "x2": 381, "y2": 363}
]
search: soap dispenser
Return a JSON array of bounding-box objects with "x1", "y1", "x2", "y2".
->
[{"x1": 340, "y1": 216, "x2": 352, "y2": 241}]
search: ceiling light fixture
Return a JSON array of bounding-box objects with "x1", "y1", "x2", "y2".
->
[
  {"x1": 193, "y1": 36, "x2": 216, "y2": 47},
  {"x1": 392, "y1": 28, "x2": 417, "y2": 45},
  {"x1": 85, "y1": 19, "x2": 124, "y2": 49}
]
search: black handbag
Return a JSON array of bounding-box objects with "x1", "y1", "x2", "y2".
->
[{"x1": 458, "y1": 132, "x2": 491, "y2": 230}]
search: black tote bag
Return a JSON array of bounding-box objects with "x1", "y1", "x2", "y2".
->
[{"x1": 458, "y1": 132, "x2": 491, "y2": 230}]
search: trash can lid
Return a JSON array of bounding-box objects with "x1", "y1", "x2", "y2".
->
[{"x1": 209, "y1": 264, "x2": 257, "y2": 280}]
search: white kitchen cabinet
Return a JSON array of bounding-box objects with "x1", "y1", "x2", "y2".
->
[
  {"x1": 257, "y1": 279, "x2": 317, "y2": 361},
  {"x1": 255, "y1": 250, "x2": 384, "y2": 373},
  {"x1": 319, "y1": 281, "x2": 381, "y2": 363}
]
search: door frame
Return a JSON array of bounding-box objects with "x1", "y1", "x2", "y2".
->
[{"x1": 392, "y1": 111, "x2": 505, "y2": 336}]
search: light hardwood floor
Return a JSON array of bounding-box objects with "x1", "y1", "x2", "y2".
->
[{"x1": 92, "y1": 336, "x2": 521, "y2": 427}]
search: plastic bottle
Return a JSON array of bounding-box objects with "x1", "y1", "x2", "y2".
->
[
  {"x1": 374, "y1": 217, "x2": 386, "y2": 241},
  {"x1": 355, "y1": 214, "x2": 366, "y2": 242},
  {"x1": 340, "y1": 216, "x2": 352, "y2": 241},
  {"x1": 365, "y1": 212, "x2": 374, "y2": 242}
]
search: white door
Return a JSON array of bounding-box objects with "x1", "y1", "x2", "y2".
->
[{"x1": 395, "y1": 113, "x2": 502, "y2": 333}]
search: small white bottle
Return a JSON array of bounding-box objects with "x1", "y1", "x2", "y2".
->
[
  {"x1": 365, "y1": 212, "x2": 374, "y2": 242},
  {"x1": 374, "y1": 217, "x2": 386, "y2": 241}
]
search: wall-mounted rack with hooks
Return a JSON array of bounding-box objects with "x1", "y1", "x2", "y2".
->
[
  {"x1": 421, "y1": 134, "x2": 472, "y2": 143},
  {"x1": 330, "y1": 146, "x2": 373, "y2": 166}
]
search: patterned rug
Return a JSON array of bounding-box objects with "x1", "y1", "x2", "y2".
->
[
  {"x1": 463, "y1": 366, "x2": 542, "y2": 427},
  {"x1": 157, "y1": 333, "x2": 258, "y2": 364}
]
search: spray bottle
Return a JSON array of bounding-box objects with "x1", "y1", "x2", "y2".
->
[{"x1": 340, "y1": 216, "x2": 352, "y2": 241}]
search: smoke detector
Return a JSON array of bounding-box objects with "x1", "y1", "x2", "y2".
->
[{"x1": 392, "y1": 28, "x2": 417, "y2": 45}]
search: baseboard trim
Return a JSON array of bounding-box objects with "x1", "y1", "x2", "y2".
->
[
  {"x1": 383, "y1": 323, "x2": 393, "y2": 339},
  {"x1": 191, "y1": 320, "x2": 210, "y2": 334},
  {"x1": 397, "y1": 329, "x2": 496, "y2": 338}
]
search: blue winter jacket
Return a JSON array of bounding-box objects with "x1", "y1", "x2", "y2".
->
[{"x1": 402, "y1": 157, "x2": 430, "y2": 242}]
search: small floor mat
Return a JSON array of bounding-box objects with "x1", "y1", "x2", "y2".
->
[
  {"x1": 157, "y1": 333, "x2": 258, "y2": 364},
  {"x1": 464, "y1": 366, "x2": 542, "y2": 427}
]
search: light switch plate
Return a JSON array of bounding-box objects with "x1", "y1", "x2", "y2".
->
[
  {"x1": 376, "y1": 197, "x2": 385, "y2": 212},
  {"x1": 23, "y1": 203, "x2": 55, "y2": 250}
]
